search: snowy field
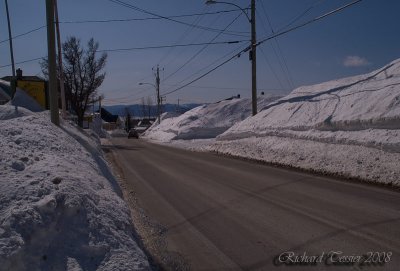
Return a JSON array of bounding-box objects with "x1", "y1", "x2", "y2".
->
[
  {"x1": 145, "y1": 59, "x2": 400, "y2": 187},
  {"x1": 0, "y1": 94, "x2": 149, "y2": 270}
]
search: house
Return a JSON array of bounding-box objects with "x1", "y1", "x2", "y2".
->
[
  {"x1": 2, "y1": 69, "x2": 48, "y2": 109},
  {"x1": 100, "y1": 107, "x2": 119, "y2": 130}
]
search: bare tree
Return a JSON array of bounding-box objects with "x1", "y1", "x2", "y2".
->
[
  {"x1": 63, "y1": 37, "x2": 107, "y2": 127},
  {"x1": 41, "y1": 37, "x2": 107, "y2": 127},
  {"x1": 146, "y1": 96, "x2": 153, "y2": 119}
]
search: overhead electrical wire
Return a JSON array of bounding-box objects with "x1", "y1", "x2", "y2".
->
[
  {"x1": 163, "y1": 44, "x2": 245, "y2": 93},
  {"x1": 0, "y1": 26, "x2": 46, "y2": 45},
  {"x1": 0, "y1": 40, "x2": 245, "y2": 69},
  {"x1": 160, "y1": 8, "x2": 229, "y2": 69},
  {"x1": 60, "y1": 9, "x2": 246, "y2": 24},
  {"x1": 0, "y1": 57, "x2": 44, "y2": 69},
  {"x1": 160, "y1": 0, "x2": 363, "y2": 97},
  {"x1": 107, "y1": 0, "x2": 249, "y2": 37},
  {"x1": 157, "y1": 6, "x2": 210, "y2": 66},
  {"x1": 256, "y1": 0, "x2": 362, "y2": 46},
  {"x1": 276, "y1": 0, "x2": 326, "y2": 32},
  {"x1": 256, "y1": 11, "x2": 291, "y2": 90},
  {"x1": 258, "y1": 46, "x2": 286, "y2": 91},
  {"x1": 163, "y1": 11, "x2": 245, "y2": 83},
  {"x1": 3, "y1": 0, "x2": 362, "y2": 103},
  {"x1": 161, "y1": 45, "x2": 248, "y2": 96},
  {"x1": 96, "y1": 40, "x2": 246, "y2": 53},
  {"x1": 257, "y1": 3, "x2": 294, "y2": 89},
  {"x1": 0, "y1": 9, "x2": 248, "y2": 46}
]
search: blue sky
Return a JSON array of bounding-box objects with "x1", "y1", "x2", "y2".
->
[{"x1": 0, "y1": 0, "x2": 399, "y2": 105}]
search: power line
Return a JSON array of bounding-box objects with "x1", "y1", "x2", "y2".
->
[
  {"x1": 0, "y1": 26, "x2": 46, "y2": 45},
  {"x1": 157, "y1": 6, "x2": 210, "y2": 66},
  {"x1": 60, "y1": 9, "x2": 247, "y2": 25},
  {"x1": 107, "y1": 0, "x2": 249, "y2": 37},
  {"x1": 0, "y1": 9, "x2": 249, "y2": 46},
  {"x1": 258, "y1": 2, "x2": 294, "y2": 89},
  {"x1": 163, "y1": 12, "x2": 245, "y2": 82},
  {"x1": 257, "y1": 0, "x2": 362, "y2": 46},
  {"x1": 161, "y1": 0, "x2": 363, "y2": 97},
  {"x1": 164, "y1": 84, "x2": 287, "y2": 91},
  {"x1": 96, "y1": 40, "x2": 247, "y2": 53},
  {"x1": 164, "y1": 44, "x2": 245, "y2": 92},
  {"x1": 276, "y1": 0, "x2": 326, "y2": 32},
  {"x1": 0, "y1": 57, "x2": 44, "y2": 69},
  {"x1": 257, "y1": 11, "x2": 291, "y2": 90},
  {"x1": 259, "y1": 46, "x2": 286, "y2": 91},
  {"x1": 161, "y1": 46, "x2": 248, "y2": 96}
]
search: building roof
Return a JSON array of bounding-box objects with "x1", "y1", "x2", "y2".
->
[
  {"x1": 1, "y1": 75, "x2": 46, "y2": 82},
  {"x1": 100, "y1": 108, "x2": 119, "y2": 123}
]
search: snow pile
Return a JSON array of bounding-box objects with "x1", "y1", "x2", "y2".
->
[
  {"x1": 0, "y1": 79, "x2": 44, "y2": 113},
  {"x1": 210, "y1": 59, "x2": 400, "y2": 186},
  {"x1": 144, "y1": 96, "x2": 281, "y2": 142},
  {"x1": 0, "y1": 105, "x2": 149, "y2": 270},
  {"x1": 220, "y1": 59, "x2": 400, "y2": 138}
]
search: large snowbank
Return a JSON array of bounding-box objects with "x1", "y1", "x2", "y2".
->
[
  {"x1": 209, "y1": 59, "x2": 400, "y2": 186},
  {"x1": 220, "y1": 59, "x2": 400, "y2": 138},
  {"x1": 0, "y1": 105, "x2": 149, "y2": 270},
  {"x1": 0, "y1": 79, "x2": 44, "y2": 113},
  {"x1": 144, "y1": 96, "x2": 281, "y2": 142}
]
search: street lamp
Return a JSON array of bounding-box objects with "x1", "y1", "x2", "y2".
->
[
  {"x1": 206, "y1": 0, "x2": 250, "y2": 22},
  {"x1": 205, "y1": 0, "x2": 257, "y2": 116},
  {"x1": 138, "y1": 82, "x2": 161, "y2": 124}
]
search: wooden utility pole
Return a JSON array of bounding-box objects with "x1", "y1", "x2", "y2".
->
[
  {"x1": 206, "y1": 0, "x2": 257, "y2": 115},
  {"x1": 5, "y1": 0, "x2": 16, "y2": 97},
  {"x1": 54, "y1": 0, "x2": 66, "y2": 118},
  {"x1": 155, "y1": 66, "x2": 161, "y2": 124},
  {"x1": 251, "y1": 0, "x2": 257, "y2": 116},
  {"x1": 46, "y1": 0, "x2": 60, "y2": 126}
]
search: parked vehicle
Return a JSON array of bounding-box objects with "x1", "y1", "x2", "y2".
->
[{"x1": 128, "y1": 129, "x2": 139, "y2": 139}]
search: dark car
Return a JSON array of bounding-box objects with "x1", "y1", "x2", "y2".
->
[{"x1": 128, "y1": 129, "x2": 139, "y2": 139}]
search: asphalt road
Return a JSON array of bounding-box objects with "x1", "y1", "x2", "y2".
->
[{"x1": 108, "y1": 137, "x2": 400, "y2": 271}]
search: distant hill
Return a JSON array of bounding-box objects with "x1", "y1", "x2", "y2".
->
[{"x1": 103, "y1": 103, "x2": 202, "y2": 117}]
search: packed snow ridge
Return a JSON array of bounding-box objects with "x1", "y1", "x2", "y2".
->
[
  {"x1": 147, "y1": 59, "x2": 400, "y2": 186},
  {"x1": 144, "y1": 95, "x2": 282, "y2": 142},
  {"x1": 0, "y1": 92, "x2": 149, "y2": 270}
]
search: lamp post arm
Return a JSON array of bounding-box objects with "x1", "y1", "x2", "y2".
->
[{"x1": 206, "y1": 1, "x2": 251, "y2": 22}]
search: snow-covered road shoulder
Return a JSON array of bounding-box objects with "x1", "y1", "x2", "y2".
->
[
  {"x1": 212, "y1": 59, "x2": 400, "y2": 187},
  {"x1": 0, "y1": 105, "x2": 149, "y2": 270},
  {"x1": 147, "y1": 59, "x2": 400, "y2": 188}
]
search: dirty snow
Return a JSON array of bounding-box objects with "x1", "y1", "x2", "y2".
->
[{"x1": 0, "y1": 103, "x2": 149, "y2": 270}]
